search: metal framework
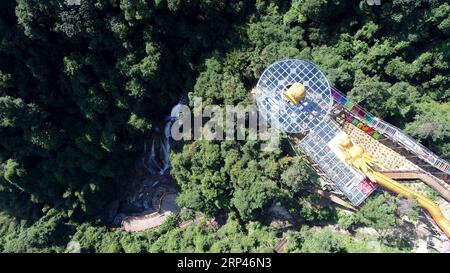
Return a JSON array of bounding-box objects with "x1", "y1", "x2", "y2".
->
[
  {"x1": 256, "y1": 59, "x2": 375, "y2": 206},
  {"x1": 256, "y1": 59, "x2": 333, "y2": 134},
  {"x1": 297, "y1": 118, "x2": 376, "y2": 205}
]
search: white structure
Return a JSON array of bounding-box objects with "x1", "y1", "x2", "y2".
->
[{"x1": 256, "y1": 59, "x2": 376, "y2": 205}]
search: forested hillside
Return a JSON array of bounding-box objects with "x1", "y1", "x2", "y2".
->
[{"x1": 0, "y1": 0, "x2": 449, "y2": 252}]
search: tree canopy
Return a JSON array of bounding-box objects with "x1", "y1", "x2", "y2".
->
[{"x1": 1, "y1": 0, "x2": 449, "y2": 253}]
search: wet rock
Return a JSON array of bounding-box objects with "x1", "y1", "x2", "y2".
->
[
  {"x1": 113, "y1": 213, "x2": 126, "y2": 227},
  {"x1": 103, "y1": 199, "x2": 120, "y2": 225}
]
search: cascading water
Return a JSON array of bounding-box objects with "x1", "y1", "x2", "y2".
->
[{"x1": 142, "y1": 104, "x2": 181, "y2": 175}]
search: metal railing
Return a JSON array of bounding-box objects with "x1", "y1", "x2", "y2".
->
[{"x1": 331, "y1": 87, "x2": 450, "y2": 177}]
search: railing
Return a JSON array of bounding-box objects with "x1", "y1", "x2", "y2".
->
[{"x1": 331, "y1": 86, "x2": 450, "y2": 177}]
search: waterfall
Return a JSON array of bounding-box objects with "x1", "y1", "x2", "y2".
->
[{"x1": 142, "y1": 103, "x2": 181, "y2": 176}]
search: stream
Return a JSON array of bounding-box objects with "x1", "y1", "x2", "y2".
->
[
  {"x1": 109, "y1": 102, "x2": 183, "y2": 225},
  {"x1": 142, "y1": 103, "x2": 182, "y2": 177}
]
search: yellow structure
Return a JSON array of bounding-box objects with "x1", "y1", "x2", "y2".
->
[
  {"x1": 284, "y1": 83, "x2": 306, "y2": 105},
  {"x1": 342, "y1": 122, "x2": 421, "y2": 171},
  {"x1": 338, "y1": 135, "x2": 450, "y2": 238}
]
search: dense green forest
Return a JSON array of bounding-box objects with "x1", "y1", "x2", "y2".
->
[{"x1": 0, "y1": 0, "x2": 449, "y2": 252}]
